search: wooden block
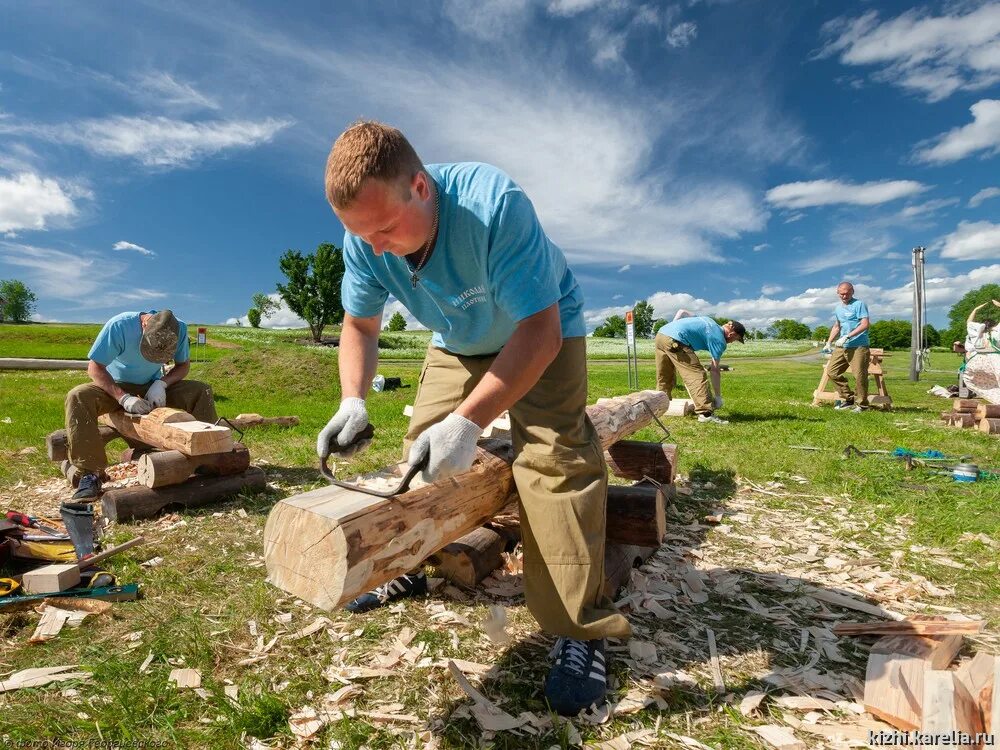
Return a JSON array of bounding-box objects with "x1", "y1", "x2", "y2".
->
[
  {"x1": 22, "y1": 564, "x2": 81, "y2": 594},
  {"x1": 100, "y1": 408, "x2": 233, "y2": 457},
  {"x1": 665, "y1": 399, "x2": 694, "y2": 416},
  {"x1": 921, "y1": 670, "x2": 983, "y2": 746},
  {"x1": 606, "y1": 482, "x2": 665, "y2": 546},
  {"x1": 980, "y1": 418, "x2": 1000, "y2": 435},
  {"x1": 604, "y1": 441, "x2": 677, "y2": 483},
  {"x1": 864, "y1": 633, "x2": 964, "y2": 731},
  {"x1": 834, "y1": 619, "x2": 985, "y2": 637},
  {"x1": 428, "y1": 526, "x2": 506, "y2": 588},
  {"x1": 955, "y1": 652, "x2": 995, "y2": 720},
  {"x1": 976, "y1": 404, "x2": 1000, "y2": 419}
]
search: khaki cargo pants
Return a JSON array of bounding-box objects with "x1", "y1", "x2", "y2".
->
[
  {"x1": 65, "y1": 380, "x2": 218, "y2": 474},
  {"x1": 825, "y1": 346, "x2": 869, "y2": 405},
  {"x1": 404, "y1": 337, "x2": 631, "y2": 641},
  {"x1": 654, "y1": 334, "x2": 714, "y2": 415}
]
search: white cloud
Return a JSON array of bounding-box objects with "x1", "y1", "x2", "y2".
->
[
  {"x1": 113, "y1": 240, "x2": 155, "y2": 257},
  {"x1": 766, "y1": 178, "x2": 929, "y2": 209},
  {"x1": 381, "y1": 298, "x2": 426, "y2": 331},
  {"x1": 783, "y1": 212, "x2": 805, "y2": 224},
  {"x1": 939, "y1": 220, "x2": 1000, "y2": 261},
  {"x1": 0, "y1": 172, "x2": 80, "y2": 232},
  {"x1": 2, "y1": 116, "x2": 293, "y2": 168},
  {"x1": 618, "y1": 264, "x2": 631, "y2": 273},
  {"x1": 1, "y1": 241, "x2": 107, "y2": 297},
  {"x1": 898, "y1": 197, "x2": 960, "y2": 218},
  {"x1": 441, "y1": 0, "x2": 533, "y2": 41},
  {"x1": 969, "y1": 187, "x2": 1000, "y2": 207},
  {"x1": 914, "y1": 99, "x2": 1000, "y2": 164},
  {"x1": 133, "y1": 72, "x2": 219, "y2": 112},
  {"x1": 818, "y1": 6, "x2": 1000, "y2": 102},
  {"x1": 666, "y1": 22, "x2": 697, "y2": 49},
  {"x1": 752, "y1": 243, "x2": 770, "y2": 252},
  {"x1": 761, "y1": 284, "x2": 783, "y2": 295},
  {"x1": 547, "y1": 0, "x2": 604, "y2": 17}
]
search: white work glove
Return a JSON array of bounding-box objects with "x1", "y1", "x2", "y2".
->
[
  {"x1": 834, "y1": 335, "x2": 849, "y2": 347},
  {"x1": 118, "y1": 394, "x2": 153, "y2": 415},
  {"x1": 822, "y1": 343, "x2": 833, "y2": 354},
  {"x1": 713, "y1": 395, "x2": 724, "y2": 410},
  {"x1": 145, "y1": 380, "x2": 167, "y2": 408},
  {"x1": 317, "y1": 397, "x2": 370, "y2": 459},
  {"x1": 407, "y1": 413, "x2": 481, "y2": 481}
]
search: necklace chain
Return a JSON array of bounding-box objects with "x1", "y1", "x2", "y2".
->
[{"x1": 410, "y1": 183, "x2": 439, "y2": 288}]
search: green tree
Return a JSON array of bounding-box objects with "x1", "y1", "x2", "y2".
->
[
  {"x1": 813, "y1": 325, "x2": 831, "y2": 342},
  {"x1": 868, "y1": 319, "x2": 911, "y2": 350},
  {"x1": 945, "y1": 284, "x2": 1000, "y2": 345},
  {"x1": 276, "y1": 242, "x2": 345, "y2": 342},
  {"x1": 593, "y1": 315, "x2": 626, "y2": 338},
  {"x1": 652, "y1": 318, "x2": 667, "y2": 335},
  {"x1": 0, "y1": 279, "x2": 37, "y2": 323},
  {"x1": 771, "y1": 318, "x2": 812, "y2": 340},
  {"x1": 923, "y1": 324, "x2": 941, "y2": 348},
  {"x1": 632, "y1": 300, "x2": 655, "y2": 338},
  {"x1": 386, "y1": 311, "x2": 407, "y2": 331},
  {"x1": 247, "y1": 308, "x2": 262, "y2": 328},
  {"x1": 251, "y1": 292, "x2": 280, "y2": 320}
]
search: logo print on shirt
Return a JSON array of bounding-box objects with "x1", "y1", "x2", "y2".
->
[{"x1": 451, "y1": 285, "x2": 487, "y2": 311}]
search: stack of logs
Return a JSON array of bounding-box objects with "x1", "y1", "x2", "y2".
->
[
  {"x1": 46, "y1": 409, "x2": 266, "y2": 522},
  {"x1": 942, "y1": 399, "x2": 1000, "y2": 434}
]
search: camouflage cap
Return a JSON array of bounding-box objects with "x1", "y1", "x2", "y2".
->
[{"x1": 140, "y1": 310, "x2": 179, "y2": 364}]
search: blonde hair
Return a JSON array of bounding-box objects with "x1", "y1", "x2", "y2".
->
[{"x1": 325, "y1": 120, "x2": 424, "y2": 209}]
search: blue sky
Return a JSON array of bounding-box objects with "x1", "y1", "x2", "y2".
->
[{"x1": 1, "y1": 0, "x2": 999, "y2": 333}]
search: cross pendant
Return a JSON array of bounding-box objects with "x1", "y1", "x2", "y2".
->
[{"x1": 410, "y1": 272, "x2": 419, "y2": 289}]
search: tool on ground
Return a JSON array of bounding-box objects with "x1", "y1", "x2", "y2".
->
[
  {"x1": 5, "y1": 511, "x2": 61, "y2": 535},
  {"x1": 60, "y1": 502, "x2": 95, "y2": 558},
  {"x1": 952, "y1": 463, "x2": 980, "y2": 482},
  {"x1": 77, "y1": 536, "x2": 145, "y2": 569},
  {"x1": 0, "y1": 583, "x2": 140, "y2": 613},
  {"x1": 82, "y1": 570, "x2": 116, "y2": 589},
  {"x1": 843, "y1": 445, "x2": 892, "y2": 458},
  {"x1": 0, "y1": 578, "x2": 21, "y2": 597}
]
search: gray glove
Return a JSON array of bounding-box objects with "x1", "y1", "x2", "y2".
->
[
  {"x1": 822, "y1": 343, "x2": 833, "y2": 354},
  {"x1": 317, "y1": 397, "x2": 369, "y2": 459},
  {"x1": 119, "y1": 394, "x2": 153, "y2": 415},
  {"x1": 145, "y1": 380, "x2": 167, "y2": 408},
  {"x1": 407, "y1": 413, "x2": 481, "y2": 481}
]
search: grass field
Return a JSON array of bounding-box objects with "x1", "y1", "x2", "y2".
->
[{"x1": 0, "y1": 324, "x2": 997, "y2": 749}]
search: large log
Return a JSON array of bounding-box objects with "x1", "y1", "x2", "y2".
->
[
  {"x1": 604, "y1": 441, "x2": 676, "y2": 483},
  {"x1": 47, "y1": 425, "x2": 119, "y2": 462},
  {"x1": 264, "y1": 390, "x2": 670, "y2": 610},
  {"x1": 975, "y1": 404, "x2": 1000, "y2": 420},
  {"x1": 101, "y1": 467, "x2": 266, "y2": 522},
  {"x1": 606, "y1": 482, "x2": 666, "y2": 546},
  {"x1": 136, "y1": 444, "x2": 251, "y2": 488},
  {"x1": 980, "y1": 418, "x2": 1000, "y2": 434},
  {"x1": 100, "y1": 407, "x2": 233, "y2": 456},
  {"x1": 428, "y1": 527, "x2": 508, "y2": 588}
]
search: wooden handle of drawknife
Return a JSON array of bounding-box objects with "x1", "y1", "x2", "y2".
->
[{"x1": 79, "y1": 536, "x2": 146, "y2": 570}]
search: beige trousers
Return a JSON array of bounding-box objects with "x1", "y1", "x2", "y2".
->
[
  {"x1": 65, "y1": 380, "x2": 218, "y2": 474},
  {"x1": 825, "y1": 347, "x2": 869, "y2": 405},
  {"x1": 654, "y1": 334, "x2": 714, "y2": 415},
  {"x1": 404, "y1": 337, "x2": 631, "y2": 640}
]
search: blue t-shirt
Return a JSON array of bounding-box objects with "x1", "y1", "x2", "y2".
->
[
  {"x1": 834, "y1": 299, "x2": 870, "y2": 348},
  {"x1": 657, "y1": 317, "x2": 727, "y2": 361},
  {"x1": 341, "y1": 163, "x2": 585, "y2": 356},
  {"x1": 87, "y1": 311, "x2": 190, "y2": 385}
]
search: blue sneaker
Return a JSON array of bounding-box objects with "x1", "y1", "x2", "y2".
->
[
  {"x1": 344, "y1": 572, "x2": 427, "y2": 613},
  {"x1": 544, "y1": 637, "x2": 608, "y2": 716},
  {"x1": 71, "y1": 473, "x2": 102, "y2": 500}
]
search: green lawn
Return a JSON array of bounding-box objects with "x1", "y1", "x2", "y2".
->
[{"x1": 0, "y1": 330, "x2": 997, "y2": 749}]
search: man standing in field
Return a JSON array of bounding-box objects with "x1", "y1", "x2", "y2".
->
[
  {"x1": 317, "y1": 121, "x2": 630, "y2": 715},
  {"x1": 821, "y1": 282, "x2": 871, "y2": 412},
  {"x1": 64, "y1": 310, "x2": 217, "y2": 499},
  {"x1": 654, "y1": 310, "x2": 745, "y2": 424}
]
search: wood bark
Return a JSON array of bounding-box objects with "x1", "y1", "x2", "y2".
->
[
  {"x1": 47, "y1": 425, "x2": 120, "y2": 462},
  {"x1": 952, "y1": 413, "x2": 976, "y2": 428},
  {"x1": 428, "y1": 527, "x2": 508, "y2": 588},
  {"x1": 603, "y1": 544, "x2": 657, "y2": 599},
  {"x1": 606, "y1": 483, "x2": 666, "y2": 547},
  {"x1": 101, "y1": 467, "x2": 266, "y2": 522},
  {"x1": 980, "y1": 418, "x2": 1000, "y2": 434},
  {"x1": 263, "y1": 389, "x2": 670, "y2": 611},
  {"x1": 100, "y1": 407, "x2": 233, "y2": 456},
  {"x1": 955, "y1": 399, "x2": 980, "y2": 413},
  {"x1": 136, "y1": 444, "x2": 250, "y2": 488},
  {"x1": 975, "y1": 404, "x2": 1000, "y2": 419},
  {"x1": 604, "y1": 441, "x2": 676, "y2": 483}
]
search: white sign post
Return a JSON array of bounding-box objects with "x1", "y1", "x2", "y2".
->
[{"x1": 625, "y1": 310, "x2": 638, "y2": 389}]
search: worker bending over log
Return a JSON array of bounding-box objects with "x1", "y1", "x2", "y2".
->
[
  {"x1": 318, "y1": 121, "x2": 630, "y2": 715},
  {"x1": 654, "y1": 310, "x2": 745, "y2": 424},
  {"x1": 821, "y1": 281, "x2": 871, "y2": 412},
  {"x1": 65, "y1": 310, "x2": 218, "y2": 499}
]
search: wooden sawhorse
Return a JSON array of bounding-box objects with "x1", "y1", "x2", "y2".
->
[{"x1": 812, "y1": 347, "x2": 892, "y2": 410}]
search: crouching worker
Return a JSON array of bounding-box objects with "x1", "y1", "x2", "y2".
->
[{"x1": 64, "y1": 310, "x2": 217, "y2": 499}]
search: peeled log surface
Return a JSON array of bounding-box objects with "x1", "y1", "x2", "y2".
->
[
  {"x1": 264, "y1": 389, "x2": 671, "y2": 611},
  {"x1": 604, "y1": 441, "x2": 676, "y2": 484},
  {"x1": 101, "y1": 467, "x2": 266, "y2": 522},
  {"x1": 47, "y1": 425, "x2": 120, "y2": 462},
  {"x1": 100, "y1": 407, "x2": 233, "y2": 456},
  {"x1": 981, "y1": 418, "x2": 1000, "y2": 434},
  {"x1": 137, "y1": 443, "x2": 251, "y2": 488}
]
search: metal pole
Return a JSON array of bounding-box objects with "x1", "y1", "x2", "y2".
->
[{"x1": 910, "y1": 246, "x2": 925, "y2": 381}]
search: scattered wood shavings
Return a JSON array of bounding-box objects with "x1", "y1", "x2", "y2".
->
[
  {"x1": 0, "y1": 665, "x2": 91, "y2": 693},
  {"x1": 168, "y1": 669, "x2": 201, "y2": 688}
]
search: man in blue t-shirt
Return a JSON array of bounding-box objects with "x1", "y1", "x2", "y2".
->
[
  {"x1": 64, "y1": 309, "x2": 217, "y2": 499},
  {"x1": 655, "y1": 310, "x2": 745, "y2": 424},
  {"x1": 317, "y1": 121, "x2": 630, "y2": 716},
  {"x1": 821, "y1": 282, "x2": 871, "y2": 412}
]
